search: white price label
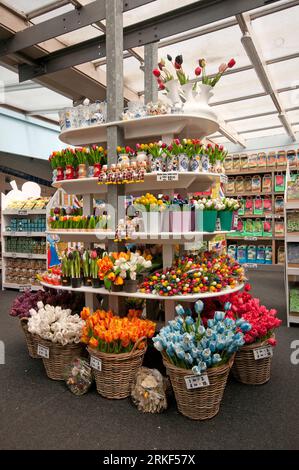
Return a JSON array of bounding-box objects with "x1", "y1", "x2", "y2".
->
[
  {"x1": 220, "y1": 175, "x2": 228, "y2": 184},
  {"x1": 253, "y1": 346, "x2": 273, "y2": 360},
  {"x1": 90, "y1": 355, "x2": 102, "y2": 371},
  {"x1": 243, "y1": 263, "x2": 258, "y2": 269},
  {"x1": 245, "y1": 236, "x2": 258, "y2": 241},
  {"x1": 19, "y1": 285, "x2": 32, "y2": 292},
  {"x1": 185, "y1": 374, "x2": 210, "y2": 390},
  {"x1": 28, "y1": 253, "x2": 33, "y2": 258},
  {"x1": 27, "y1": 232, "x2": 32, "y2": 237},
  {"x1": 37, "y1": 344, "x2": 50, "y2": 359},
  {"x1": 156, "y1": 172, "x2": 178, "y2": 182},
  {"x1": 11, "y1": 253, "x2": 17, "y2": 258},
  {"x1": 18, "y1": 210, "x2": 27, "y2": 215}
]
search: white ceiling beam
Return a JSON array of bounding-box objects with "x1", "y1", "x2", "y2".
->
[
  {"x1": 218, "y1": 119, "x2": 247, "y2": 148},
  {"x1": 236, "y1": 12, "x2": 295, "y2": 141},
  {"x1": 26, "y1": 0, "x2": 73, "y2": 20}
]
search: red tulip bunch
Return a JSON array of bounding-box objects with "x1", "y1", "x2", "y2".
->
[{"x1": 219, "y1": 284, "x2": 281, "y2": 346}]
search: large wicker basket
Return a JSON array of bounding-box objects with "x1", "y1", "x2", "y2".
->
[
  {"x1": 36, "y1": 336, "x2": 85, "y2": 381},
  {"x1": 232, "y1": 337, "x2": 274, "y2": 385},
  {"x1": 87, "y1": 338, "x2": 146, "y2": 399},
  {"x1": 163, "y1": 355, "x2": 234, "y2": 420},
  {"x1": 20, "y1": 317, "x2": 39, "y2": 359}
]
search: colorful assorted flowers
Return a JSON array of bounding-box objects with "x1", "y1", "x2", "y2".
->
[
  {"x1": 198, "y1": 57, "x2": 236, "y2": 88},
  {"x1": 49, "y1": 146, "x2": 107, "y2": 169},
  {"x1": 102, "y1": 251, "x2": 152, "y2": 289},
  {"x1": 153, "y1": 301, "x2": 250, "y2": 373},
  {"x1": 139, "y1": 252, "x2": 245, "y2": 296},
  {"x1": 28, "y1": 302, "x2": 84, "y2": 345},
  {"x1": 80, "y1": 308, "x2": 156, "y2": 353},
  {"x1": 191, "y1": 197, "x2": 240, "y2": 212}
]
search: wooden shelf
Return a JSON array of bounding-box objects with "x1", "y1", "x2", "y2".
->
[
  {"x1": 52, "y1": 172, "x2": 223, "y2": 195},
  {"x1": 46, "y1": 229, "x2": 235, "y2": 244},
  {"x1": 59, "y1": 114, "x2": 219, "y2": 146},
  {"x1": 3, "y1": 252, "x2": 47, "y2": 259},
  {"x1": 226, "y1": 192, "x2": 272, "y2": 197},
  {"x1": 241, "y1": 263, "x2": 284, "y2": 272},
  {"x1": 285, "y1": 200, "x2": 299, "y2": 210},
  {"x1": 3, "y1": 282, "x2": 42, "y2": 291},
  {"x1": 226, "y1": 235, "x2": 273, "y2": 241},
  {"x1": 2, "y1": 209, "x2": 46, "y2": 215},
  {"x1": 3, "y1": 232, "x2": 45, "y2": 237},
  {"x1": 286, "y1": 233, "x2": 299, "y2": 242},
  {"x1": 225, "y1": 167, "x2": 288, "y2": 175},
  {"x1": 40, "y1": 281, "x2": 244, "y2": 302}
]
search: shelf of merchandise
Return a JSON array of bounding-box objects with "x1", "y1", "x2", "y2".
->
[
  {"x1": 52, "y1": 171, "x2": 224, "y2": 196},
  {"x1": 40, "y1": 281, "x2": 244, "y2": 302},
  {"x1": 1, "y1": 202, "x2": 47, "y2": 291},
  {"x1": 284, "y1": 169, "x2": 299, "y2": 326},
  {"x1": 225, "y1": 163, "x2": 289, "y2": 266},
  {"x1": 240, "y1": 263, "x2": 283, "y2": 272},
  {"x1": 3, "y1": 253, "x2": 47, "y2": 259},
  {"x1": 3, "y1": 282, "x2": 42, "y2": 292},
  {"x1": 46, "y1": 230, "x2": 236, "y2": 244},
  {"x1": 59, "y1": 114, "x2": 219, "y2": 146}
]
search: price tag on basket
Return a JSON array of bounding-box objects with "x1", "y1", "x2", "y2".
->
[
  {"x1": 253, "y1": 346, "x2": 273, "y2": 360},
  {"x1": 27, "y1": 232, "x2": 32, "y2": 237},
  {"x1": 37, "y1": 344, "x2": 49, "y2": 359},
  {"x1": 28, "y1": 253, "x2": 33, "y2": 259},
  {"x1": 19, "y1": 285, "x2": 32, "y2": 292},
  {"x1": 184, "y1": 374, "x2": 210, "y2": 390},
  {"x1": 18, "y1": 210, "x2": 27, "y2": 215},
  {"x1": 11, "y1": 253, "x2": 17, "y2": 258},
  {"x1": 245, "y1": 236, "x2": 258, "y2": 241},
  {"x1": 220, "y1": 174, "x2": 228, "y2": 184},
  {"x1": 90, "y1": 355, "x2": 102, "y2": 371},
  {"x1": 156, "y1": 172, "x2": 178, "y2": 182}
]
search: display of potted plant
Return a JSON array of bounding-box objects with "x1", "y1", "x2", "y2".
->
[
  {"x1": 90, "y1": 250, "x2": 101, "y2": 288},
  {"x1": 82, "y1": 250, "x2": 92, "y2": 286},
  {"x1": 64, "y1": 147, "x2": 76, "y2": 180},
  {"x1": 76, "y1": 147, "x2": 88, "y2": 178},
  {"x1": 193, "y1": 197, "x2": 223, "y2": 232},
  {"x1": 218, "y1": 197, "x2": 240, "y2": 231},
  {"x1": 134, "y1": 193, "x2": 164, "y2": 234},
  {"x1": 61, "y1": 252, "x2": 71, "y2": 286}
]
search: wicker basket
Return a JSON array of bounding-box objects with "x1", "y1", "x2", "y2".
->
[
  {"x1": 36, "y1": 336, "x2": 85, "y2": 381},
  {"x1": 87, "y1": 338, "x2": 147, "y2": 399},
  {"x1": 20, "y1": 317, "x2": 39, "y2": 359},
  {"x1": 163, "y1": 355, "x2": 234, "y2": 420},
  {"x1": 232, "y1": 337, "x2": 274, "y2": 385}
]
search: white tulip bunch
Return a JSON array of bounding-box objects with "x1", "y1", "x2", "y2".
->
[
  {"x1": 28, "y1": 302, "x2": 84, "y2": 345},
  {"x1": 113, "y1": 253, "x2": 152, "y2": 280},
  {"x1": 193, "y1": 197, "x2": 225, "y2": 211}
]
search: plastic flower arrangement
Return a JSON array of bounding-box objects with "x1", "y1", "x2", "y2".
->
[
  {"x1": 192, "y1": 197, "x2": 224, "y2": 211},
  {"x1": 117, "y1": 145, "x2": 135, "y2": 156},
  {"x1": 220, "y1": 285, "x2": 282, "y2": 347},
  {"x1": 102, "y1": 252, "x2": 152, "y2": 289},
  {"x1": 48, "y1": 214, "x2": 109, "y2": 230},
  {"x1": 134, "y1": 193, "x2": 165, "y2": 212},
  {"x1": 153, "y1": 301, "x2": 251, "y2": 374},
  {"x1": 28, "y1": 302, "x2": 84, "y2": 345},
  {"x1": 221, "y1": 197, "x2": 241, "y2": 212},
  {"x1": 139, "y1": 252, "x2": 245, "y2": 296},
  {"x1": 197, "y1": 57, "x2": 236, "y2": 88},
  {"x1": 80, "y1": 307, "x2": 156, "y2": 353}
]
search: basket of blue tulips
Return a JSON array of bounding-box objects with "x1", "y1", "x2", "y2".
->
[{"x1": 153, "y1": 301, "x2": 251, "y2": 420}]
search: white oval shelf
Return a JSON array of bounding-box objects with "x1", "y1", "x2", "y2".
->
[
  {"x1": 59, "y1": 114, "x2": 219, "y2": 146},
  {"x1": 40, "y1": 281, "x2": 244, "y2": 301},
  {"x1": 46, "y1": 230, "x2": 235, "y2": 244},
  {"x1": 52, "y1": 171, "x2": 224, "y2": 195}
]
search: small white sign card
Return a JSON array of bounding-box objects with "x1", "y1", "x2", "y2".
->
[
  {"x1": 37, "y1": 344, "x2": 49, "y2": 359},
  {"x1": 184, "y1": 374, "x2": 210, "y2": 390},
  {"x1": 156, "y1": 172, "x2": 178, "y2": 182},
  {"x1": 90, "y1": 355, "x2": 102, "y2": 371},
  {"x1": 253, "y1": 346, "x2": 273, "y2": 360}
]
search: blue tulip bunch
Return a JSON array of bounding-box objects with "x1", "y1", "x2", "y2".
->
[{"x1": 153, "y1": 300, "x2": 251, "y2": 375}]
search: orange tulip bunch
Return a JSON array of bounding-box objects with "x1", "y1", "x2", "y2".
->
[
  {"x1": 96, "y1": 255, "x2": 114, "y2": 280},
  {"x1": 80, "y1": 307, "x2": 156, "y2": 354}
]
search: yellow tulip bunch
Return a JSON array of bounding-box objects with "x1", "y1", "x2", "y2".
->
[{"x1": 134, "y1": 193, "x2": 164, "y2": 212}]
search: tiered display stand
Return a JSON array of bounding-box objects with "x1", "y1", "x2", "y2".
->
[{"x1": 42, "y1": 114, "x2": 243, "y2": 322}]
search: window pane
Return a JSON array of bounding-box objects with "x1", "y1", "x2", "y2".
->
[
  {"x1": 231, "y1": 114, "x2": 281, "y2": 133},
  {"x1": 213, "y1": 95, "x2": 275, "y2": 120}
]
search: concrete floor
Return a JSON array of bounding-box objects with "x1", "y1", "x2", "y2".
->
[{"x1": 0, "y1": 270, "x2": 298, "y2": 450}]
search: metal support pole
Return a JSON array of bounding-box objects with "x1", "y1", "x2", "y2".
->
[
  {"x1": 106, "y1": 0, "x2": 125, "y2": 313},
  {"x1": 144, "y1": 42, "x2": 158, "y2": 104}
]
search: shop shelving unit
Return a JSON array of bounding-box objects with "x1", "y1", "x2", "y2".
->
[
  {"x1": 1, "y1": 206, "x2": 47, "y2": 291},
  {"x1": 284, "y1": 168, "x2": 299, "y2": 326},
  {"x1": 44, "y1": 114, "x2": 244, "y2": 322},
  {"x1": 225, "y1": 163, "x2": 288, "y2": 267}
]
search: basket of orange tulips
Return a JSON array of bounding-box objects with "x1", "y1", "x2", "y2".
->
[{"x1": 81, "y1": 307, "x2": 156, "y2": 399}]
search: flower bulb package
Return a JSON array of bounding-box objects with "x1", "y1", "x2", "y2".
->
[
  {"x1": 254, "y1": 197, "x2": 263, "y2": 215},
  {"x1": 252, "y1": 175, "x2": 261, "y2": 193},
  {"x1": 275, "y1": 174, "x2": 285, "y2": 192},
  {"x1": 262, "y1": 174, "x2": 272, "y2": 193},
  {"x1": 240, "y1": 154, "x2": 248, "y2": 170}
]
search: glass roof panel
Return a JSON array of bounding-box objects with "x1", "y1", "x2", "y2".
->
[
  {"x1": 230, "y1": 114, "x2": 281, "y2": 133},
  {"x1": 287, "y1": 109, "x2": 299, "y2": 123},
  {"x1": 211, "y1": 69, "x2": 263, "y2": 104},
  {"x1": 3, "y1": 0, "x2": 57, "y2": 15},
  {"x1": 239, "y1": 128, "x2": 285, "y2": 139},
  {"x1": 251, "y1": 5, "x2": 299, "y2": 61},
  {"x1": 158, "y1": 25, "x2": 251, "y2": 79},
  {"x1": 279, "y1": 89, "x2": 299, "y2": 110},
  {"x1": 123, "y1": 56, "x2": 144, "y2": 94},
  {"x1": 3, "y1": 87, "x2": 71, "y2": 112},
  {"x1": 212, "y1": 95, "x2": 275, "y2": 120},
  {"x1": 210, "y1": 136, "x2": 230, "y2": 144},
  {"x1": 267, "y1": 58, "x2": 299, "y2": 91},
  {"x1": 0, "y1": 66, "x2": 18, "y2": 84}
]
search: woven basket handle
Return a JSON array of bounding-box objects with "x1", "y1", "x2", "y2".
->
[
  {"x1": 131, "y1": 336, "x2": 147, "y2": 355},
  {"x1": 20, "y1": 317, "x2": 29, "y2": 325}
]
